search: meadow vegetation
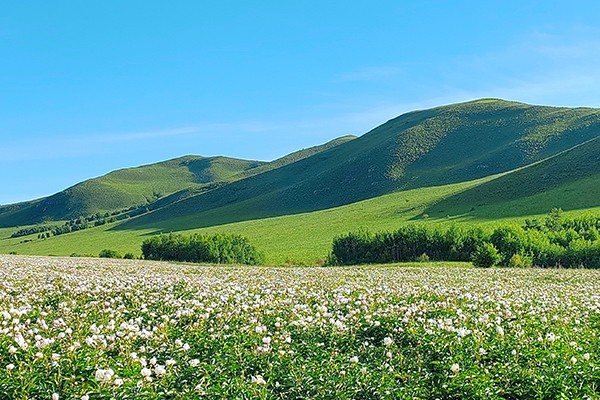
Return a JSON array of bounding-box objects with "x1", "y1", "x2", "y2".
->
[
  {"x1": 141, "y1": 233, "x2": 264, "y2": 265},
  {"x1": 1, "y1": 255, "x2": 600, "y2": 398},
  {"x1": 331, "y1": 210, "x2": 600, "y2": 268}
]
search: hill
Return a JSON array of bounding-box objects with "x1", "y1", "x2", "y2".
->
[
  {"x1": 0, "y1": 155, "x2": 264, "y2": 227},
  {"x1": 421, "y1": 135, "x2": 600, "y2": 220},
  {"x1": 118, "y1": 99, "x2": 600, "y2": 232},
  {"x1": 0, "y1": 135, "x2": 357, "y2": 228}
]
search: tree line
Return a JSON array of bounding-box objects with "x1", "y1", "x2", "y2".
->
[
  {"x1": 141, "y1": 233, "x2": 264, "y2": 265},
  {"x1": 330, "y1": 209, "x2": 600, "y2": 268}
]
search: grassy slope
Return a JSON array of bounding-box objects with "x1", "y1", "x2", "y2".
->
[
  {"x1": 2, "y1": 99, "x2": 600, "y2": 263},
  {"x1": 0, "y1": 177, "x2": 490, "y2": 261},
  {"x1": 119, "y1": 99, "x2": 600, "y2": 231},
  {"x1": 0, "y1": 156, "x2": 264, "y2": 227},
  {"x1": 423, "y1": 136, "x2": 600, "y2": 221},
  {"x1": 4, "y1": 156, "x2": 600, "y2": 265}
]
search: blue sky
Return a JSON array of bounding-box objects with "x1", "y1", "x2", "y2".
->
[{"x1": 1, "y1": 1, "x2": 600, "y2": 204}]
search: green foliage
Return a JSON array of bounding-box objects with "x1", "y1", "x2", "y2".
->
[
  {"x1": 330, "y1": 225, "x2": 487, "y2": 265},
  {"x1": 141, "y1": 233, "x2": 264, "y2": 265},
  {"x1": 10, "y1": 225, "x2": 54, "y2": 238},
  {"x1": 123, "y1": 252, "x2": 136, "y2": 259},
  {"x1": 416, "y1": 253, "x2": 430, "y2": 262},
  {"x1": 508, "y1": 253, "x2": 532, "y2": 268},
  {"x1": 472, "y1": 243, "x2": 501, "y2": 268},
  {"x1": 331, "y1": 211, "x2": 600, "y2": 268},
  {"x1": 98, "y1": 249, "x2": 121, "y2": 258}
]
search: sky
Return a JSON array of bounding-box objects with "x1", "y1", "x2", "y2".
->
[{"x1": 1, "y1": 1, "x2": 600, "y2": 204}]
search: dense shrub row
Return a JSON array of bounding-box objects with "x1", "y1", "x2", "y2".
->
[
  {"x1": 331, "y1": 226, "x2": 487, "y2": 265},
  {"x1": 10, "y1": 225, "x2": 54, "y2": 238},
  {"x1": 141, "y1": 233, "x2": 264, "y2": 265},
  {"x1": 11, "y1": 205, "x2": 150, "y2": 240},
  {"x1": 331, "y1": 210, "x2": 600, "y2": 268}
]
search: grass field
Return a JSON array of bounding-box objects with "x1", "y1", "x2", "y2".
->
[
  {"x1": 1, "y1": 255, "x2": 599, "y2": 399},
  {"x1": 2, "y1": 170, "x2": 600, "y2": 264}
]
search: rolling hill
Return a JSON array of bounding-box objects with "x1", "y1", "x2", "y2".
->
[
  {"x1": 2, "y1": 98, "x2": 600, "y2": 264},
  {"x1": 118, "y1": 99, "x2": 600, "y2": 232},
  {"x1": 0, "y1": 155, "x2": 264, "y2": 227},
  {"x1": 421, "y1": 135, "x2": 600, "y2": 220},
  {"x1": 0, "y1": 135, "x2": 356, "y2": 228}
]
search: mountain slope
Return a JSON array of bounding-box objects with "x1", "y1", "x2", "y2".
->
[
  {"x1": 118, "y1": 99, "x2": 600, "y2": 231},
  {"x1": 0, "y1": 156, "x2": 264, "y2": 227},
  {"x1": 0, "y1": 135, "x2": 358, "y2": 228},
  {"x1": 421, "y1": 135, "x2": 600, "y2": 219}
]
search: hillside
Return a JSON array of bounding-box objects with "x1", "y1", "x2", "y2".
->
[
  {"x1": 119, "y1": 99, "x2": 600, "y2": 232},
  {"x1": 422, "y1": 135, "x2": 600, "y2": 220},
  {"x1": 0, "y1": 155, "x2": 264, "y2": 227},
  {"x1": 0, "y1": 135, "x2": 357, "y2": 228}
]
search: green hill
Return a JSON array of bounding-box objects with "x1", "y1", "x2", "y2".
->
[
  {"x1": 3, "y1": 98, "x2": 600, "y2": 264},
  {"x1": 0, "y1": 155, "x2": 264, "y2": 227},
  {"x1": 119, "y1": 99, "x2": 600, "y2": 232},
  {"x1": 421, "y1": 135, "x2": 600, "y2": 220},
  {"x1": 0, "y1": 135, "x2": 357, "y2": 228}
]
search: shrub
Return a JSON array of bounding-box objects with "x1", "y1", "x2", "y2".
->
[
  {"x1": 471, "y1": 243, "x2": 501, "y2": 268},
  {"x1": 141, "y1": 233, "x2": 264, "y2": 265},
  {"x1": 99, "y1": 249, "x2": 121, "y2": 259},
  {"x1": 508, "y1": 253, "x2": 532, "y2": 268},
  {"x1": 416, "y1": 253, "x2": 430, "y2": 263},
  {"x1": 123, "y1": 252, "x2": 136, "y2": 259}
]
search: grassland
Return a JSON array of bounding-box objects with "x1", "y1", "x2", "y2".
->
[
  {"x1": 116, "y1": 99, "x2": 600, "y2": 231},
  {"x1": 1, "y1": 255, "x2": 600, "y2": 398},
  {"x1": 2, "y1": 99, "x2": 600, "y2": 264},
  {"x1": 3, "y1": 168, "x2": 600, "y2": 264}
]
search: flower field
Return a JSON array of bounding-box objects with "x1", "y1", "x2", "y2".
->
[{"x1": 1, "y1": 255, "x2": 600, "y2": 399}]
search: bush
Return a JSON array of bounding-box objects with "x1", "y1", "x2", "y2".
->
[
  {"x1": 508, "y1": 253, "x2": 532, "y2": 268},
  {"x1": 472, "y1": 243, "x2": 501, "y2": 268},
  {"x1": 99, "y1": 249, "x2": 121, "y2": 259},
  {"x1": 123, "y1": 252, "x2": 136, "y2": 259},
  {"x1": 416, "y1": 253, "x2": 430, "y2": 262},
  {"x1": 141, "y1": 233, "x2": 264, "y2": 265}
]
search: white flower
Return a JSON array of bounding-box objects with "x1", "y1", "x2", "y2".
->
[
  {"x1": 383, "y1": 337, "x2": 393, "y2": 346},
  {"x1": 154, "y1": 365, "x2": 167, "y2": 376},
  {"x1": 81, "y1": 396, "x2": 89, "y2": 400},
  {"x1": 95, "y1": 368, "x2": 115, "y2": 382},
  {"x1": 113, "y1": 378, "x2": 124, "y2": 387},
  {"x1": 8, "y1": 346, "x2": 17, "y2": 355},
  {"x1": 349, "y1": 356, "x2": 359, "y2": 363},
  {"x1": 386, "y1": 351, "x2": 392, "y2": 359},
  {"x1": 189, "y1": 359, "x2": 200, "y2": 367},
  {"x1": 251, "y1": 375, "x2": 266, "y2": 385},
  {"x1": 583, "y1": 353, "x2": 591, "y2": 361},
  {"x1": 496, "y1": 326, "x2": 504, "y2": 336},
  {"x1": 451, "y1": 363, "x2": 460, "y2": 374},
  {"x1": 570, "y1": 356, "x2": 577, "y2": 364},
  {"x1": 140, "y1": 367, "x2": 152, "y2": 377},
  {"x1": 456, "y1": 327, "x2": 470, "y2": 338},
  {"x1": 6, "y1": 364, "x2": 15, "y2": 371},
  {"x1": 52, "y1": 394, "x2": 59, "y2": 400}
]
